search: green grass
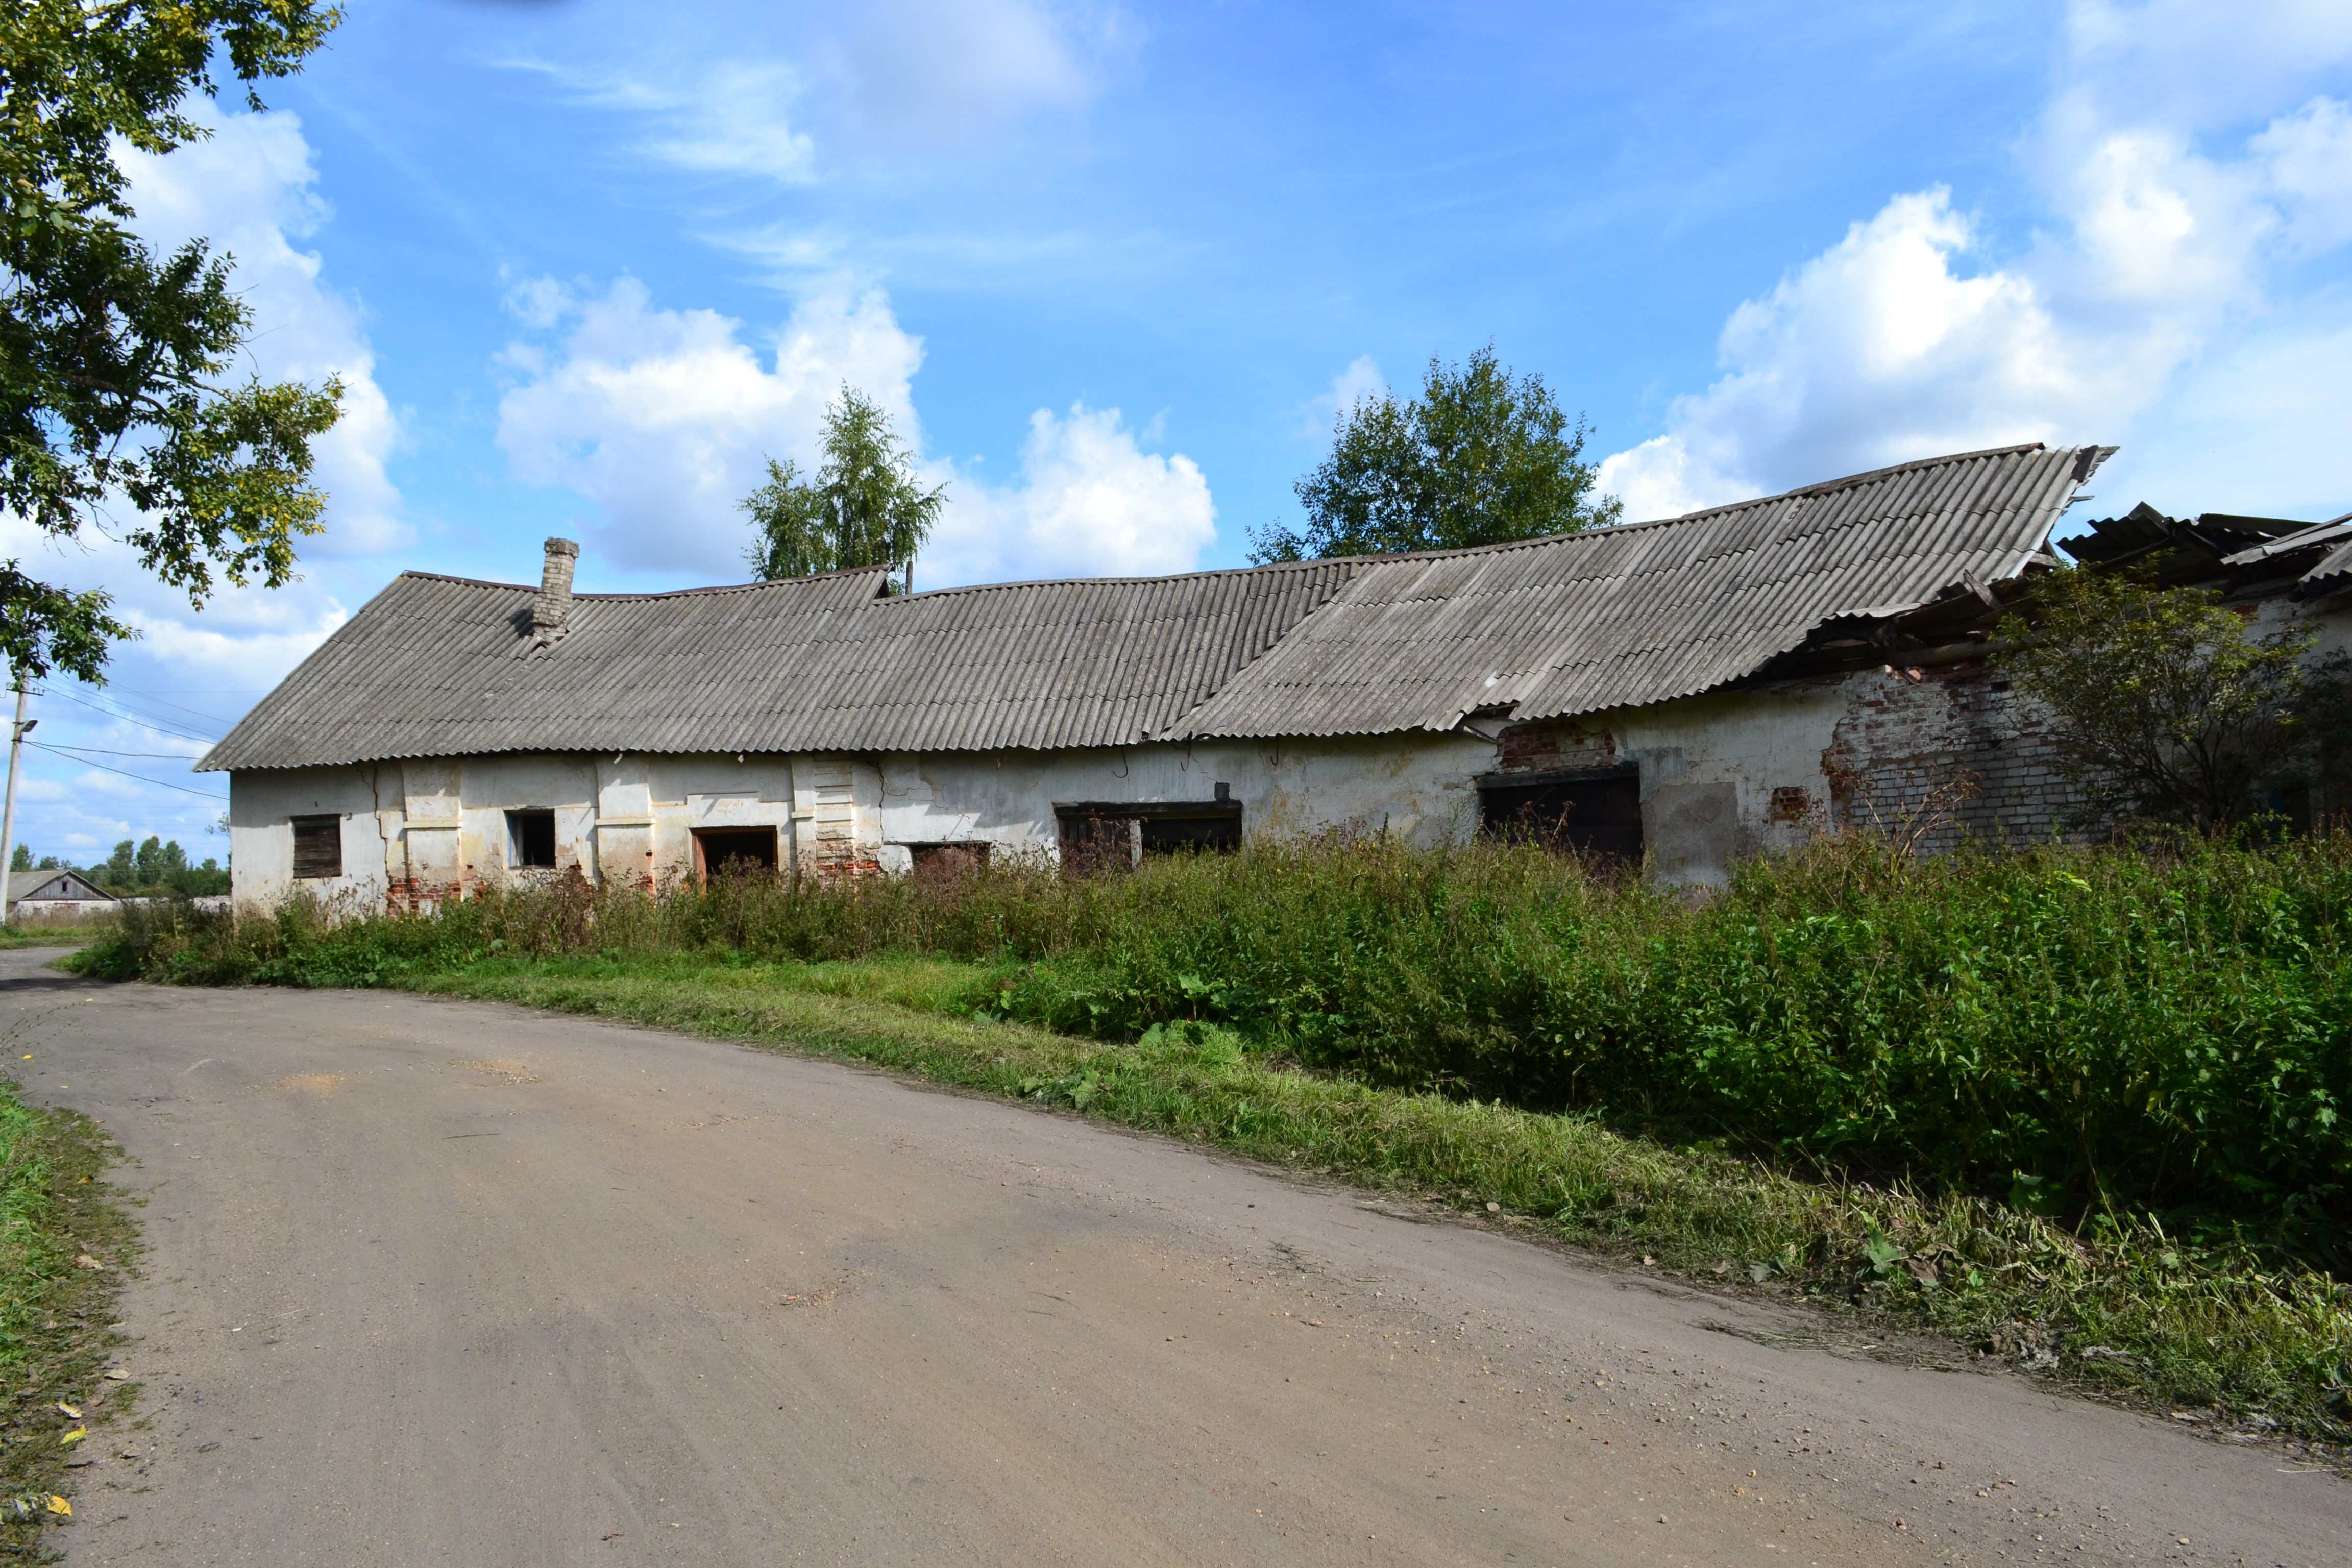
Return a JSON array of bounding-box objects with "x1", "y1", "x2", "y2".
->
[
  {"x1": 0, "y1": 1033, "x2": 134, "y2": 1562},
  {"x1": 0, "y1": 931, "x2": 92, "y2": 954}
]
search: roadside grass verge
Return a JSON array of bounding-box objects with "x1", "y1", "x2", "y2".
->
[
  {"x1": 0, "y1": 931, "x2": 92, "y2": 954},
  {"x1": 225, "y1": 947, "x2": 2352, "y2": 1452},
  {"x1": 0, "y1": 1032, "x2": 134, "y2": 1563}
]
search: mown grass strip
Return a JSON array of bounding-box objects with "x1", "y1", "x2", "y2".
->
[
  {"x1": 0, "y1": 1030, "x2": 135, "y2": 1565},
  {"x1": 391, "y1": 951, "x2": 2350, "y2": 1452}
]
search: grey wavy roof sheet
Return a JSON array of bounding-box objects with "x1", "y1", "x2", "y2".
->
[
  {"x1": 203, "y1": 444, "x2": 2108, "y2": 771},
  {"x1": 1166, "y1": 443, "x2": 2110, "y2": 739},
  {"x1": 201, "y1": 558, "x2": 1361, "y2": 770}
]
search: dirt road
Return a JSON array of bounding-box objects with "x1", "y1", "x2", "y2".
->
[{"x1": 3, "y1": 952, "x2": 2340, "y2": 1566}]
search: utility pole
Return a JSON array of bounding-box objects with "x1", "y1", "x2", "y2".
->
[{"x1": 0, "y1": 678, "x2": 27, "y2": 927}]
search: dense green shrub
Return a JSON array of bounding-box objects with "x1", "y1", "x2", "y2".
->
[{"x1": 85, "y1": 828, "x2": 2352, "y2": 1247}]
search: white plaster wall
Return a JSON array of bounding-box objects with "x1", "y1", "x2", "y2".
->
[
  {"x1": 1599, "y1": 681, "x2": 1856, "y2": 885},
  {"x1": 228, "y1": 764, "x2": 398, "y2": 913},
  {"x1": 877, "y1": 734, "x2": 1497, "y2": 859}
]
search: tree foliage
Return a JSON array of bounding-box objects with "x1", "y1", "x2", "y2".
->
[
  {"x1": 1250, "y1": 345, "x2": 1621, "y2": 563},
  {"x1": 741, "y1": 387, "x2": 945, "y2": 594},
  {"x1": 1996, "y1": 563, "x2": 2325, "y2": 829},
  {"x1": 2, "y1": 0, "x2": 345, "y2": 682},
  {"x1": 88, "y1": 832, "x2": 221, "y2": 894}
]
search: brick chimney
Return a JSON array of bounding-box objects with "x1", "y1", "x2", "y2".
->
[{"x1": 529, "y1": 537, "x2": 580, "y2": 643}]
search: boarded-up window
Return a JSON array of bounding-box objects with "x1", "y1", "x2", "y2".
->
[
  {"x1": 1478, "y1": 767, "x2": 1643, "y2": 862},
  {"x1": 693, "y1": 826, "x2": 779, "y2": 876},
  {"x1": 291, "y1": 815, "x2": 342, "y2": 880},
  {"x1": 507, "y1": 810, "x2": 557, "y2": 869},
  {"x1": 1055, "y1": 797, "x2": 1243, "y2": 872}
]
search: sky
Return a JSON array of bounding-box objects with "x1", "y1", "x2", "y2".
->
[{"x1": 3, "y1": 0, "x2": 2349, "y2": 867}]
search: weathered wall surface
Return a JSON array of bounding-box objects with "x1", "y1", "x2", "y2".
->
[
  {"x1": 874, "y1": 735, "x2": 1493, "y2": 869},
  {"x1": 226, "y1": 736, "x2": 1494, "y2": 909}
]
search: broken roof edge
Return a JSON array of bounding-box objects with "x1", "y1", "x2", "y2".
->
[{"x1": 1191, "y1": 442, "x2": 2104, "y2": 573}]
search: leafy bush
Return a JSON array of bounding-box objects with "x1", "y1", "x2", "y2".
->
[{"x1": 81, "y1": 829, "x2": 2352, "y2": 1255}]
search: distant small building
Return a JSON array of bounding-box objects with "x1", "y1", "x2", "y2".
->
[{"x1": 6, "y1": 869, "x2": 119, "y2": 924}]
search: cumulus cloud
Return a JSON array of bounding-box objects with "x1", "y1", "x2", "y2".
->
[
  {"x1": 1599, "y1": 1, "x2": 2352, "y2": 521},
  {"x1": 496, "y1": 277, "x2": 1218, "y2": 582},
  {"x1": 112, "y1": 103, "x2": 408, "y2": 555},
  {"x1": 495, "y1": 279, "x2": 924, "y2": 575},
  {"x1": 925, "y1": 404, "x2": 1217, "y2": 585},
  {"x1": 0, "y1": 103, "x2": 398, "y2": 860}
]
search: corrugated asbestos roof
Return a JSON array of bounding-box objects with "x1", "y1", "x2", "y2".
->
[
  {"x1": 201, "y1": 558, "x2": 1361, "y2": 770},
  {"x1": 2221, "y1": 514, "x2": 2352, "y2": 595},
  {"x1": 202, "y1": 443, "x2": 2107, "y2": 770},
  {"x1": 1168, "y1": 443, "x2": 2110, "y2": 739}
]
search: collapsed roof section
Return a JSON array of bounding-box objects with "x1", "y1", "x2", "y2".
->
[{"x1": 204, "y1": 443, "x2": 2117, "y2": 771}]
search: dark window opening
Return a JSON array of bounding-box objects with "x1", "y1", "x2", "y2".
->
[
  {"x1": 908, "y1": 841, "x2": 991, "y2": 880},
  {"x1": 1055, "y1": 799, "x2": 1243, "y2": 872},
  {"x1": 693, "y1": 826, "x2": 779, "y2": 877},
  {"x1": 1478, "y1": 767, "x2": 1644, "y2": 862},
  {"x1": 507, "y1": 810, "x2": 557, "y2": 869},
  {"x1": 291, "y1": 815, "x2": 341, "y2": 880}
]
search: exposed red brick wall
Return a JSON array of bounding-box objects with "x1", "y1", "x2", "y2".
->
[{"x1": 1496, "y1": 719, "x2": 1616, "y2": 774}]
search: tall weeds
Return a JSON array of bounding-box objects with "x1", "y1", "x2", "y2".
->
[{"x1": 91, "y1": 828, "x2": 2352, "y2": 1253}]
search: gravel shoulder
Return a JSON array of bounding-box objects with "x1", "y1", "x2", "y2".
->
[{"x1": 4, "y1": 952, "x2": 2343, "y2": 1567}]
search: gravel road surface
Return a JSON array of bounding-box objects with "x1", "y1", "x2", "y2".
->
[{"x1": 3, "y1": 951, "x2": 2342, "y2": 1566}]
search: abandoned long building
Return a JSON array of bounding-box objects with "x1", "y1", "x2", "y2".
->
[{"x1": 200, "y1": 443, "x2": 2352, "y2": 909}]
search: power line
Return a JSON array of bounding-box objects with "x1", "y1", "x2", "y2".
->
[
  {"x1": 35, "y1": 743, "x2": 209, "y2": 761},
  {"x1": 56, "y1": 682, "x2": 241, "y2": 728},
  {"x1": 24, "y1": 741, "x2": 227, "y2": 800},
  {"x1": 28, "y1": 685, "x2": 220, "y2": 746}
]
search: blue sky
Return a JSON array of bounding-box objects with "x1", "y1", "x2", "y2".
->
[{"x1": 4, "y1": 0, "x2": 2349, "y2": 866}]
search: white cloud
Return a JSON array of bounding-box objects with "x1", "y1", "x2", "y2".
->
[
  {"x1": 495, "y1": 278, "x2": 925, "y2": 576},
  {"x1": 120, "y1": 604, "x2": 349, "y2": 683},
  {"x1": 112, "y1": 103, "x2": 408, "y2": 556},
  {"x1": 830, "y1": 0, "x2": 1101, "y2": 146},
  {"x1": 506, "y1": 0, "x2": 1106, "y2": 187},
  {"x1": 496, "y1": 277, "x2": 1218, "y2": 583},
  {"x1": 1298, "y1": 354, "x2": 1385, "y2": 437},
  {"x1": 925, "y1": 403, "x2": 1217, "y2": 585},
  {"x1": 510, "y1": 55, "x2": 819, "y2": 183},
  {"x1": 1600, "y1": 2, "x2": 2352, "y2": 521}
]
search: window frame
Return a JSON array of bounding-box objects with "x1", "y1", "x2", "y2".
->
[
  {"x1": 1052, "y1": 799, "x2": 1244, "y2": 871},
  {"x1": 1474, "y1": 763, "x2": 1645, "y2": 863},
  {"x1": 505, "y1": 808, "x2": 558, "y2": 870},
  {"x1": 290, "y1": 815, "x2": 343, "y2": 880}
]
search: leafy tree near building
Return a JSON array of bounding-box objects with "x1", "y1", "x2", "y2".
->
[
  {"x1": 1996, "y1": 564, "x2": 2337, "y2": 830},
  {"x1": 1, "y1": 0, "x2": 345, "y2": 684},
  {"x1": 1250, "y1": 345, "x2": 1622, "y2": 564},
  {"x1": 741, "y1": 387, "x2": 946, "y2": 595}
]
